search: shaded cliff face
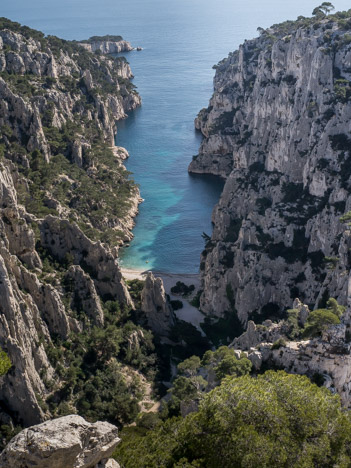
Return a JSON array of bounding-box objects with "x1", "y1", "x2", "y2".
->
[
  {"x1": 0, "y1": 19, "x2": 142, "y2": 426},
  {"x1": 190, "y1": 13, "x2": 351, "y2": 323}
]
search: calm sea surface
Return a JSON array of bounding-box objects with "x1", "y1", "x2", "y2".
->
[{"x1": 2, "y1": 0, "x2": 350, "y2": 272}]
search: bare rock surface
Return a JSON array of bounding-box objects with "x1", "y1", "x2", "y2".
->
[
  {"x1": 40, "y1": 216, "x2": 133, "y2": 306},
  {"x1": 78, "y1": 39, "x2": 133, "y2": 54},
  {"x1": 141, "y1": 272, "x2": 175, "y2": 335},
  {"x1": 0, "y1": 415, "x2": 120, "y2": 468},
  {"x1": 191, "y1": 19, "x2": 351, "y2": 322}
]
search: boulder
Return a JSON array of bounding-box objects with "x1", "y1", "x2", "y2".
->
[
  {"x1": 96, "y1": 459, "x2": 120, "y2": 468},
  {"x1": 0, "y1": 415, "x2": 120, "y2": 468}
]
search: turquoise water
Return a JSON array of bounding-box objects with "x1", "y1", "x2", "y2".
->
[{"x1": 2, "y1": 0, "x2": 351, "y2": 272}]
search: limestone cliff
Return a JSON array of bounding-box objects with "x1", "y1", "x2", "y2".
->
[
  {"x1": 190, "y1": 13, "x2": 351, "y2": 323},
  {"x1": 141, "y1": 272, "x2": 175, "y2": 336},
  {"x1": 78, "y1": 35, "x2": 134, "y2": 54},
  {"x1": 0, "y1": 18, "x2": 141, "y2": 427}
]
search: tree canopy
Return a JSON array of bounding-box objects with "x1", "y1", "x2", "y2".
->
[
  {"x1": 303, "y1": 298, "x2": 344, "y2": 338},
  {"x1": 114, "y1": 371, "x2": 351, "y2": 467},
  {"x1": 312, "y1": 2, "x2": 335, "y2": 17}
]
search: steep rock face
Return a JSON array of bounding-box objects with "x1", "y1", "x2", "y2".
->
[
  {"x1": 65, "y1": 265, "x2": 104, "y2": 327},
  {"x1": 78, "y1": 37, "x2": 133, "y2": 54},
  {"x1": 0, "y1": 162, "x2": 56, "y2": 425},
  {"x1": 40, "y1": 216, "x2": 132, "y2": 305},
  {"x1": 0, "y1": 415, "x2": 120, "y2": 468},
  {"x1": 0, "y1": 33, "x2": 140, "y2": 149},
  {"x1": 0, "y1": 19, "x2": 140, "y2": 426},
  {"x1": 191, "y1": 17, "x2": 351, "y2": 322},
  {"x1": 141, "y1": 272, "x2": 175, "y2": 336}
]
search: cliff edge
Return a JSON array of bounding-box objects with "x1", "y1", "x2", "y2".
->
[
  {"x1": 190, "y1": 12, "x2": 351, "y2": 324},
  {"x1": 0, "y1": 18, "x2": 143, "y2": 428}
]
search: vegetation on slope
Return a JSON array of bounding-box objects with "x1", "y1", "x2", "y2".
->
[
  {"x1": 78, "y1": 35, "x2": 124, "y2": 43},
  {"x1": 43, "y1": 300, "x2": 157, "y2": 427},
  {"x1": 115, "y1": 371, "x2": 351, "y2": 468},
  {"x1": 2, "y1": 9, "x2": 351, "y2": 467}
]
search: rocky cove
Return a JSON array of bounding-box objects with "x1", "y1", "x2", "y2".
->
[{"x1": 2, "y1": 5, "x2": 351, "y2": 467}]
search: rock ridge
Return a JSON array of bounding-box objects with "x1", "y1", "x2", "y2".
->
[
  {"x1": 191, "y1": 15, "x2": 351, "y2": 322},
  {"x1": 0, "y1": 18, "x2": 141, "y2": 426}
]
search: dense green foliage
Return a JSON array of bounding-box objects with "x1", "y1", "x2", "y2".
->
[
  {"x1": 44, "y1": 302, "x2": 157, "y2": 426},
  {"x1": 170, "y1": 300, "x2": 183, "y2": 310},
  {"x1": 165, "y1": 347, "x2": 251, "y2": 418},
  {"x1": 114, "y1": 371, "x2": 351, "y2": 468},
  {"x1": 126, "y1": 279, "x2": 145, "y2": 310},
  {"x1": 170, "y1": 282, "x2": 195, "y2": 296},
  {"x1": 284, "y1": 298, "x2": 344, "y2": 339},
  {"x1": 79, "y1": 35, "x2": 124, "y2": 43},
  {"x1": 201, "y1": 346, "x2": 252, "y2": 381},
  {"x1": 0, "y1": 350, "x2": 11, "y2": 376},
  {"x1": 303, "y1": 298, "x2": 345, "y2": 338},
  {"x1": 303, "y1": 309, "x2": 340, "y2": 337}
]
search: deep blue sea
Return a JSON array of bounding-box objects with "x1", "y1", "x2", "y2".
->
[{"x1": 2, "y1": 0, "x2": 350, "y2": 272}]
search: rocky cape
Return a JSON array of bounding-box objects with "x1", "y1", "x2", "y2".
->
[
  {"x1": 78, "y1": 35, "x2": 134, "y2": 55},
  {"x1": 190, "y1": 15, "x2": 351, "y2": 324},
  {"x1": 0, "y1": 18, "x2": 142, "y2": 427}
]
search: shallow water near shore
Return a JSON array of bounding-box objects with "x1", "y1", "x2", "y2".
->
[{"x1": 2, "y1": 0, "x2": 350, "y2": 272}]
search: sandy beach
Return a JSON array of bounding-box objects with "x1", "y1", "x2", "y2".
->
[{"x1": 121, "y1": 268, "x2": 205, "y2": 330}]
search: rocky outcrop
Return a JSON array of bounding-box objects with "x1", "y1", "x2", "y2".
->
[
  {"x1": 0, "y1": 415, "x2": 120, "y2": 468},
  {"x1": 232, "y1": 302, "x2": 351, "y2": 406},
  {"x1": 141, "y1": 272, "x2": 175, "y2": 336},
  {"x1": 0, "y1": 162, "x2": 55, "y2": 425},
  {"x1": 40, "y1": 216, "x2": 133, "y2": 306},
  {"x1": 65, "y1": 265, "x2": 104, "y2": 327},
  {"x1": 78, "y1": 37, "x2": 133, "y2": 54},
  {"x1": 0, "y1": 27, "x2": 140, "y2": 152},
  {"x1": 232, "y1": 319, "x2": 283, "y2": 351},
  {"x1": 191, "y1": 16, "x2": 351, "y2": 322},
  {"x1": 97, "y1": 460, "x2": 120, "y2": 468}
]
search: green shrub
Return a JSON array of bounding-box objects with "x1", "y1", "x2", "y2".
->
[
  {"x1": 303, "y1": 309, "x2": 340, "y2": 338},
  {"x1": 340, "y1": 211, "x2": 351, "y2": 225},
  {"x1": 190, "y1": 290, "x2": 201, "y2": 308},
  {"x1": 286, "y1": 308, "x2": 301, "y2": 339},
  {"x1": 171, "y1": 282, "x2": 195, "y2": 295},
  {"x1": 170, "y1": 300, "x2": 183, "y2": 310},
  {"x1": 136, "y1": 412, "x2": 161, "y2": 430},
  {"x1": 271, "y1": 337, "x2": 287, "y2": 350},
  {"x1": 0, "y1": 350, "x2": 11, "y2": 376}
]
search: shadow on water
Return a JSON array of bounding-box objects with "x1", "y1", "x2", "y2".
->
[
  {"x1": 119, "y1": 168, "x2": 224, "y2": 273},
  {"x1": 117, "y1": 102, "x2": 225, "y2": 273},
  {"x1": 143, "y1": 173, "x2": 225, "y2": 273}
]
